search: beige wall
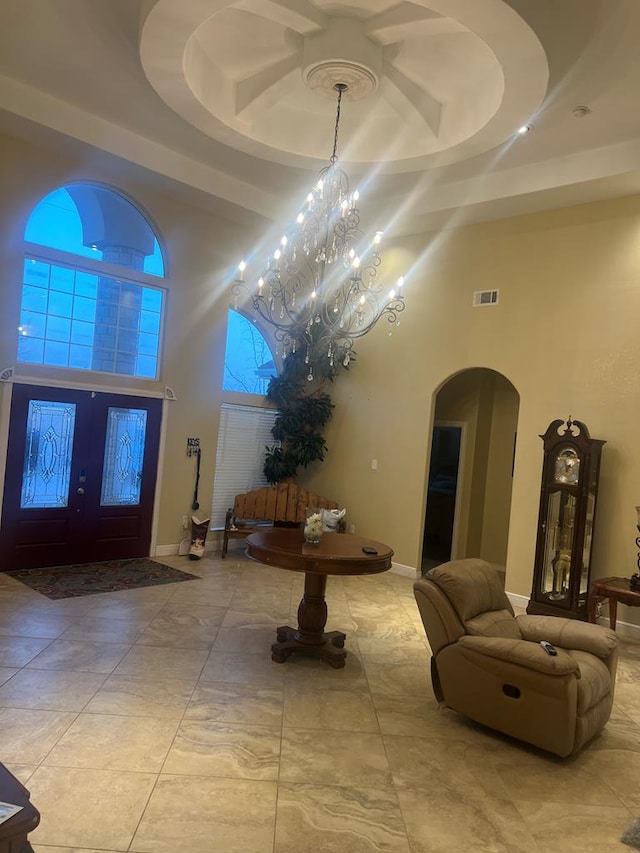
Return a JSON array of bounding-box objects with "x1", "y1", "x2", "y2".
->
[
  {"x1": 2, "y1": 130, "x2": 640, "y2": 623},
  {"x1": 306, "y1": 194, "x2": 640, "y2": 623}
]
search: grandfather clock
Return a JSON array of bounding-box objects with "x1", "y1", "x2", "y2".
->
[{"x1": 527, "y1": 418, "x2": 605, "y2": 620}]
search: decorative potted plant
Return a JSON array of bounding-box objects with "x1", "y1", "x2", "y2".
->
[{"x1": 263, "y1": 333, "x2": 351, "y2": 484}]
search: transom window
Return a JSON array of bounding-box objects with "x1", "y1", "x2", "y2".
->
[{"x1": 18, "y1": 184, "x2": 166, "y2": 379}]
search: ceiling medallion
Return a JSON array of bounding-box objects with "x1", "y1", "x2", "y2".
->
[{"x1": 304, "y1": 61, "x2": 378, "y2": 101}]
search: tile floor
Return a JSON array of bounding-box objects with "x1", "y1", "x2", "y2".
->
[{"x1": 0, "y1": 552, "x2": 639, "y2": 852}]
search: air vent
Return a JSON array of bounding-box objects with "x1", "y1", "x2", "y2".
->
[{"x1": 473, "y1": 289, "x2": 499, "y2": 307}]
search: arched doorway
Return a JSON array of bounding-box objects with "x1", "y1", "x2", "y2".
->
[{"x1": 422, "y1": 368, "x2": 520, "y2": 574}]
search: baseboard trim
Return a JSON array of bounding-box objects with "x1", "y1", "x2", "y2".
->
[
  {"x1": 506, "y1": 591, "x2": 529, "y2": 610},
  {"x1": 154, "y1": 542, "x2": 215, "y2": 557},
  {"x1": 391, "y1": 562, "x2": 420, "y2": 579}
]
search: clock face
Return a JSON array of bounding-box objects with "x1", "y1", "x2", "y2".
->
[{"x1": 554, "y1": 447, "x2": 580, "y2": 485}]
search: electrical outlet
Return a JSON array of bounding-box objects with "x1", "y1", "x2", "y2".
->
[
  {"x1": 348, "y1": 523, "x2": 356, "y2": 534},
  {"x1": 182, "y1": 515, "x2": 189, "y2": 530}
]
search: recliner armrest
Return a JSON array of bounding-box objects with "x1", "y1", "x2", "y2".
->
[
  {"x1": 516, "y1": 615, "x2": 617, "y2": 659},
  {"x1": 458, "y1": 635, "x2": 580, "y2": 677}
]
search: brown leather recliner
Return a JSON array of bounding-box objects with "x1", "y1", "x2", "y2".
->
[{"x1": 413, "y1": 558, "x2": 618, "y2": 757}]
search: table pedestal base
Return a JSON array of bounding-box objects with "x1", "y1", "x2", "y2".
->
[
  {"x1": 271, "y1": 626, "x2": 347, "y2": 668},
  {"x1": 271, "y1": 571, "x2": 347, "y2": 668}
]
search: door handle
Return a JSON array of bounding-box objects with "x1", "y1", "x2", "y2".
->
[{"x1": 77, "y1": 487, "x2": 85, "y2": 495}]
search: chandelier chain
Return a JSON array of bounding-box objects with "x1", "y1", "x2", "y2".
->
[{"x1": 330, "y1": 83, "x2": 347, "y2": 163}]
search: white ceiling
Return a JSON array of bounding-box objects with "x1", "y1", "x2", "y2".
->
[{"x1": 1, "y1": 0, "x2": 640, "y2": 236}]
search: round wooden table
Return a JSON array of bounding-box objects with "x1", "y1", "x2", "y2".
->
[{"x1": 246, "y1": 528, "x2": 394, "y2": 668}]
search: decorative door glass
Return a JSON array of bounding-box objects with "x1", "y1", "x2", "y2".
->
[
  {"x1": 20, "y1": 400, "x2": 76, "y2": 508},
  {"x1": 100, "y1": 407, "x2": 147, "y2": 505}
]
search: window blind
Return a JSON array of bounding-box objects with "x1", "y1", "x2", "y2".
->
[{"x1": 210, "y1": 403, "x2": 279, "y2": 528}]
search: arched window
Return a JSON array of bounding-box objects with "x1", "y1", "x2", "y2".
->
[
  {"x1": 18, "y1": 184, "x2": 166, "y2": 378},
  {"x1": 223, "y1": 309, "x2": 277, "y2": 394}
]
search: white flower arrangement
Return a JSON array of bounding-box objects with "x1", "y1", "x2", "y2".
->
[{"x1": 304, "y1": 512, "x2": 324, "y2": 542}]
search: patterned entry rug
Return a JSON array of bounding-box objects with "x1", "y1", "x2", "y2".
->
[{"x1": 4, "y1": 558, "x2": 199, "y2": 600}]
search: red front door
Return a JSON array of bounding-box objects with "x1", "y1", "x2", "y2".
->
[{"x1": 0, "y1": 384, "x2": 162, "y2": 570}]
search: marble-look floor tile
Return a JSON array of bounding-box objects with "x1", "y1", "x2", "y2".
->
[
  {"x1": 213, "y1": 625, "x2": 284, "y2": 655},
  {"x1": 185, "y1": 681, "x2": 284, "y2": 726},
  {"x1": 59, "y1": 616, "x2": 148, "y2": 643},
  {"x1": 2, "y1": 555, "x2": 640, "y2": 853},
  {"x1": 350, "y1": 615, "x2": 424, "y2": 643},
  {"x1": 0, "y1": 708, "x2": 77, "y2": 763},
  {"x1": 356, "y1": 634, "x2": 428, "y2": 658},
  {"x1": 579, "y1": 747, "x2": 640, "y2": 807},
  {"x1": 0, "y1": 610, "x2": 71, "y2": 639},
  {"x1": 131, "y1": 774, "x2": 277, "y2": 853},
  {"x1": 0, "y1": 666, "x2": 18, "y2": 686},
  {"x1": 77, "y1": 597, "x2": 165, "y2": 622},
  {"x1": 199, "y1": 650, "x2": 286, "y2": 686},
  {"x1": 371, "y1": 693, "x2": 452, "y2": 737},
  {"x1": 164, "y1": 578, "x2": 238, "y2": 607},
  {"x1": 398, "y1": 784, "x2": 541, "y2": 853},
  {"x1": 515, "y1": 801, "x2": 633, "y2": 852},
  {"x1": 0, "y1": 636, "x2": 53, "y2": 667},
  {"x1": 229, "y1": 587, "x2": 292, "y2": 615},
  {"x1": 44, "y1": 712, "x2": 178, "y2": 772},
  {"x1": 113, "y1": 644, "x2": 209, "y2": 681},
  {"x1": 26, "y1": 639, "x2": 130, "y2": 673},
  {"x1": 0, "y1": 668, "x2": 106, "y2": 710},
  {"x1": 284, "y1": 682, "x2": 379, "y2": 732},
  {"x1": 493, "y1": 753, "x2": 624, "y2": 807},
  {"x1": 362, "y1": 654, "x2": 432, "y2": 698},
  {"x1": 275, "y1": 783, "x2": 411, "y2": 853},
  {"x1": 84, "y1": 673, "x2": 195, "y2": 718},
  {"x1": 384, "y1": 733, "x2": 521, "y2": 794},
  {"x1": 221, "y1": 608, "x2": 290, "y2": 629},
  {"x1": 163, "y1": 720, "x2": 281, "y2": 779},
  {"x1": 27, "y1": 765, "x2": 156, "y2": 849},
  {"x1": 280, "y1": 729, "x2": 392, "y2": 788},
  {"x1": 136, "y1": 603, "x2": 226, "y2": 648}
]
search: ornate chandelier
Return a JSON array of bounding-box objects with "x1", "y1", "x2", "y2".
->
[{"x1": 232, "y1": 82, "x2": 405, "y2": 381}]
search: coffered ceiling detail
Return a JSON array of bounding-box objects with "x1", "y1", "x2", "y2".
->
[{"x1": 0, "y1": 0, "x2": 639, "y2": 233}]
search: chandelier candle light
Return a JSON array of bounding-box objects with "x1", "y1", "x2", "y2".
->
[{"x1": 232, "y1": 82, "x2": 406, "y2": 380}]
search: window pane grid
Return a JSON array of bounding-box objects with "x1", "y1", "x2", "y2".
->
[{"x1": 19, "y1": 258, "x2": 164, "y2": 379}]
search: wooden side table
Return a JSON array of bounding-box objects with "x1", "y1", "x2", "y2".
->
[{"x1": 587, "y1": 576, "x2": 640, "y2": 630}]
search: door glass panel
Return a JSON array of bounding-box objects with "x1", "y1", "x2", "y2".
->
[
  {"x1": 100, "y1": 407, "x2": 147, "y2": 505},
  {"x1": 21, "y1": 400, "x2": 76, "y2": 508}
]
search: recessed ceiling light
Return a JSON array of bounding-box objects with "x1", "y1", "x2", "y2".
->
[{"x1": 517, "y1": 124, "x2": 532, "y2": 135}]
